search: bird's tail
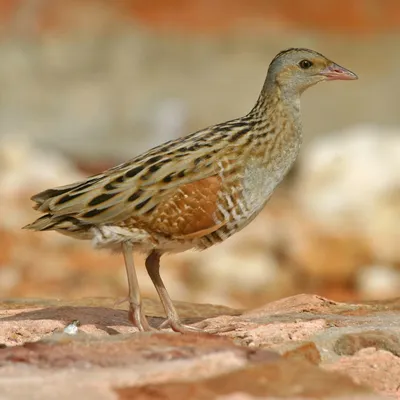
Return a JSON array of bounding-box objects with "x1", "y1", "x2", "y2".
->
[
  {"x1": 23, "y1": 214, "x2": 92, "y2": 241},
  {"x1": 23, "y1": 214, "x2": 64, "y2": 231}
]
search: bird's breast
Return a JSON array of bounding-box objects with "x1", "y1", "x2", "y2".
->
[{"x1": 242, "y1": 131, "x2": 302, "y2": 214}]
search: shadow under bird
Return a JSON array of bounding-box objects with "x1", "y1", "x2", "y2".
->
[{"x1": 24, "y1": 48, "x2": 357, "y2": 333}]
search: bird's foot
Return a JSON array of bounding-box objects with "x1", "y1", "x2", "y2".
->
[
  {"x1": 158, "y1": 317, "x2": 205, "y2": 334},
  {"x1": 116, "y1": 298, "x2": 220, "y2": 334},
  {"x1": 191, "y1": 319, "x2": 238, "y2": 335},
  {"x1": 114, "y1": 297, "x2": 156, "y2": 331},
  {"x1": 128, "y1": 305, "x2": 156, "y2": 332}
]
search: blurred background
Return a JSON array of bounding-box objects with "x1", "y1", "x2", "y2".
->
[{"x1": 1, "y1": 0, "x2": 399, "y2": 310}]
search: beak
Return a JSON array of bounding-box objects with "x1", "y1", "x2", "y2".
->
[{"x1": 319, "y1": 63, "x2": 358, "y2": 81}]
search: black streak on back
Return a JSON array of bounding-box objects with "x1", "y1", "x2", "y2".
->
[
  {"x1": 56, "y1": 192, "x2": 86, "y2": 205},
  {"x1": 81, "y1": 208, "x2": 105, "y2": 218},
  {"x1": 125, "y1": 165, "x2": 145, "y2": 178},
  {"x1": 127, "y1": 190, "x2": 143, "y2": 202},
  {"x1": 135, "y1": 198, "x2": 151, "y2": 211},
  {"x1": 88, "y1": 192, "x2": 117, "y2": 206}
]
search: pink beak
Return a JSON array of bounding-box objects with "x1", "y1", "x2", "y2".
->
[{"x1": 319, "y1": 63, "x2": 358, "y2": 81}]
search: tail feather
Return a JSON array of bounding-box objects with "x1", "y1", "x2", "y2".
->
[
  {"x1": 31, "y1": 187, "x2": 74, "y2": 210},
  {"x1": 30, "y1": 179, "x2": 92, "y2": 209},
  {"x1": 23, "y1": 214, "x2": 86, "y2": 232},
  {"x1": 23, "y1": 213, "x2": 92, "y2": 240},
  {"x1": 30, "y1": 176, "x2": 108, "y2": 213},
  {"x1": 24, "y1": 177, "x2": 106, "y2": 235},
  {"x1": 23, "y1": 214, "x2": 58, "y2": 231}
]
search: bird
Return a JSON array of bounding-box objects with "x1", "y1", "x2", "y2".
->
[{"x1": 24, "y1": 48, "x2": 357, "y2": 333}]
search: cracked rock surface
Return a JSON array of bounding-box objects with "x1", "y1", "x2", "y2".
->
[{"x1": 1, "y1": 294, "x2": 399, "y2": 399}]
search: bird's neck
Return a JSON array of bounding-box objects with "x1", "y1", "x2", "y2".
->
[
  {"x1": 252, "y1": 79, "x2": 300, "y2": 115},
  {"x1": 249, "y1": 81, "x2": 302, "y2": 134},
  {"x1": 245, "y1": 80, "x2": 303, "y2": 173}
]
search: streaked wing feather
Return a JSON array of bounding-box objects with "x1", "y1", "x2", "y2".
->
[{"x1": 27, "y1": 121, "x2": 251, "y2": 229}]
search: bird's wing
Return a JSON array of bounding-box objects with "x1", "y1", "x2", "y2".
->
[{"x1": 27, "y1": 122, "x2": 250, "y2": 229}]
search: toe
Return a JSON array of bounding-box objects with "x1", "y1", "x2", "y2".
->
[
  {"x1": 128, "y1": 307, "x2": 154, "y2": 332},
  {"x1": 159, "y1": 318, "x2": 209, "y2": 334}
]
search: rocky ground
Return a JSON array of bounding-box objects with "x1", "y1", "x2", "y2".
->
[
  {"x1": 1, "y1": 126, "x2": 400, "y2": 399},
  {"x1": 1, "y1": 3, "x2": 400, "y2": 398},
  {"x1": 0, "y1": 294, "x2": 399, "y2": 399}
]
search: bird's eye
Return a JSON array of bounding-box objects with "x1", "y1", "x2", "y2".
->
[{"x1": 299, "y1": 60, "x2": 313, "y2": 69}]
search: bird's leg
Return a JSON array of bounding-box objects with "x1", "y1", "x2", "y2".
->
[
  {"x1": 122, "y1": 242, "x2": 152, "y2": 331},
  {"x1": 145, "y1": 251, "x2": 201, "y2": 333}
]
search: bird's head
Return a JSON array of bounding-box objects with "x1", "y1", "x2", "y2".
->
[{"x1": 267, "y1": 48, "x2": 358, "y2": 95}]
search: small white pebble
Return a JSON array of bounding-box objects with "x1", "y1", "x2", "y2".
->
[{"x1": 63, "y1": 320, "x2": 80, "y2": 335}]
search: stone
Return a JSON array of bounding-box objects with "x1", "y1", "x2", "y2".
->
[
  {"x1": 282, "y1": 341, "x2": 321, "y2": 365},
  {"x1": 325, "y1": 348, "x2": 400, "y2": 399},
  {"x1": 0, "y1": 294, "x2": 398, "y2": 399},
  {"x1": 334, "y1": 330, "x2": 400, "y2": 357},
  {"x1": 115, "y1": 360, "x2": 372, "y2": 400}
]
